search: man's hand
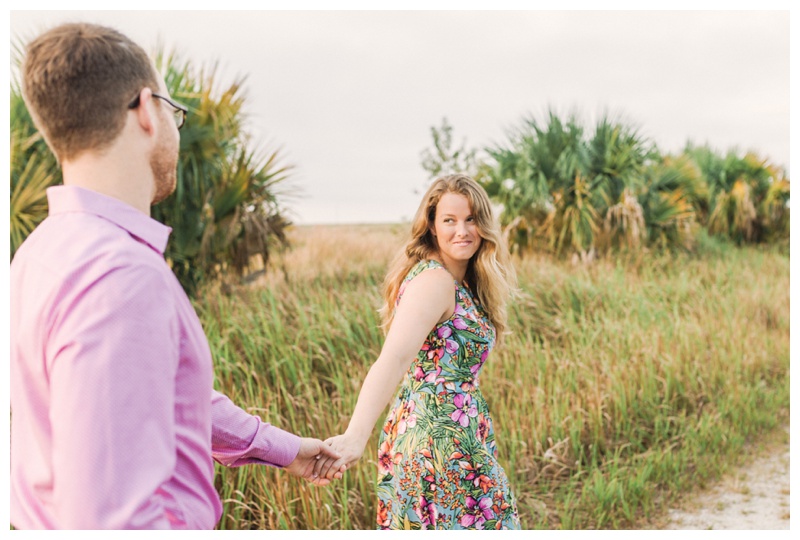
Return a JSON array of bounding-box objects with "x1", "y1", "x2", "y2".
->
[{"x1": 285, "y1": 437, "x2": 346, "y2": 486}]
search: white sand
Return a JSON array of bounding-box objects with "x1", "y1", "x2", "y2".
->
[{"x1": 664, "y1": 425, "x2": 790, "y2": 530}]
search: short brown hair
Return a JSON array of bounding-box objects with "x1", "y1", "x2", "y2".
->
[{"x1": 22, "y1": 22, "x2": 159, "y2": 161}]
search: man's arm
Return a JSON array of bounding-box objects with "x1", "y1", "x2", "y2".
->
[
  {"x1": 211, "y1": 392, "x2": 345, "y2": 485},
  {"x1": 210, "y1": 390, "x2": 301, "y2": 467},
  {"x1": 48, "y1": 263, "x2": 179, "y2": 529}
]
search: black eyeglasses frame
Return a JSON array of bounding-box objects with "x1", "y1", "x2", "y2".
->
[{"x1": 128, "y1": 92, "x2": 188, "y2": 130}]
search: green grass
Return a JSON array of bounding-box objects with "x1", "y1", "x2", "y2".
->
[{"x1": 196, "y1": 226, "x2": 789, "y2": 529}]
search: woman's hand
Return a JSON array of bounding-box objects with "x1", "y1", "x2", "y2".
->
[
  {"x1": 314, "y1": 433, "x2": 366, "y2": 480},
  {"x1": 286, "y1": 437, "x2": 345, "y2": 486}
]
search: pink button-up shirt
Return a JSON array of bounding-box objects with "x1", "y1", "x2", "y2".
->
[{"x1": 10, "y1": 186, "x2": 301, "y2": 529}]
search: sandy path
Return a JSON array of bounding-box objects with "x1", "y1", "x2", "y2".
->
[{"x1": 664, "y1": 425, "x2": 790, "y2": 530}]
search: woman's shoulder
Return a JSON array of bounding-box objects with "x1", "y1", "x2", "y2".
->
[
  {"x1": 395, "y1": 260, "x2": 457, "y2": 315},
  {"x1": 403, "y1": 259, "x2": 453, "y2": 284},
  {"x1": 396, "y1": 259, "x2": 456, "y2": 303}
]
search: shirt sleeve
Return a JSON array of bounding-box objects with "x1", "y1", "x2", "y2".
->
[
  {"x1": 210, "y1": 390, "x2": 301, "y2": 468},
  {"x1": 47, "y1": 262, "x2": 179, "y2": 529}
]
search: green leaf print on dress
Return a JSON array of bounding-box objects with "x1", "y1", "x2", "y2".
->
[{"x1": 375, "y1": 259, "x2": 521, "y2": 530}]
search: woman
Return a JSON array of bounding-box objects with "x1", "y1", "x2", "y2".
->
[{"x1": 318, "y1": 174, "x2": 520, "y2": 529}]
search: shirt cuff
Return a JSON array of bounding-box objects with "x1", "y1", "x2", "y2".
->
[{"x1": 249, "y1": 424, "x2": 302, "y2": 468}]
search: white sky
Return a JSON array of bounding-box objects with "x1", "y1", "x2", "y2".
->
[{"x1": 7, "y1": 6, "x2": 793, "y2": 225}]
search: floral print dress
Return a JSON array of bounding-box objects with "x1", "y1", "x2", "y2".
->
[{"x1": 375, "y1": 259, "x2": 521, "y2": 530}]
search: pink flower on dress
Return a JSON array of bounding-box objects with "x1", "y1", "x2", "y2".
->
[
  {"x1": 437, "y1": 326, "x2": 459, "y2": 354},
  {"x1": 415, "y1": 343, "x2": 443, "y2": 382},
  {"x1": 414, "y1": 364, "x2": 425, "y2": 381},
  {"x1": 470, "y1": 348, "x2": 489, "y2": 375},
  {"x1": 453, "y1": 317, "x2": 468, "y2": 330},
  {"x1": 415, "y1": 363, "x2": 442, "y2": 384},
  {"x1": 397, "y1": 400, "x2": 417, "y2": 435},
  {"x1": 377, "y1": 440, "x2": 402, "y2": 475},
  {"x1": 415, "y1": 495, "x2": 438, "y2": 529},
  {"x1": 459, "y1": 495, "x2": 495, "y2": 529},
  {"x1": 450, "y1": 393, "x2": 478, "y2": 427},
  {"x1": 420, "y1": 340, "x2": 441, "y2": 360},
  {"x1": 425, "y1": 344, "x2": 442, "y2": 362},
  {"x1": 476, "y1": 413, "x2": 490, "y2": 442}
]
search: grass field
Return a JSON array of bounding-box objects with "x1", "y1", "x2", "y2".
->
[{"x1": 196, "y1": 224, "x2": 789, "y2": 530}]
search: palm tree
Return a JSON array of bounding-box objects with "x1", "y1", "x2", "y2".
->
[
  {"x1": 758, "y1": 171, "x2": 790, "y2": 244},
  {"x1": 685, "y1": 144, "x2": 789, "y2": 244},
  {"x1": 465, "y1": 110, "x2": 788, "y2": 255},
  {"x1": 9, "y1": 45, "x2": 293, "y2": 295},
  {"x1": 152, "y1": 49, "x2": 294, "y2": 294},
  {"x1": 482, "y1": 109, "x2": 660, "y2": 257},
  {"x1": 637, "y1": 155, "x2": 702, "y2": 250},
  {"x1": 10, "y1": 44, "x2": 61, "y2": 259},
  {"x1": 482, "y1": 110, "x2": 588, "y2": 255},
  {"x1": 584, "y1": 115, "x2": 655, "y2": 252}
]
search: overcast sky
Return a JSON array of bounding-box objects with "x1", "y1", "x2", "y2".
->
[{"x1": 8, "y1": 8, "x2": 791, "y2": 224}]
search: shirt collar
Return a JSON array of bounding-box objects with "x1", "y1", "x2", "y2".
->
[{"x1": 46, "y1": 185, "x2": 172, "y2": 255}]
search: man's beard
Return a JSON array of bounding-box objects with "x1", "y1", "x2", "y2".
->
[{"x1": 150, "y1": 136, "x2": 178, "y2": 205}]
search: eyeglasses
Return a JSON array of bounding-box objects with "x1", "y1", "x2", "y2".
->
[{"x1": 128, "y1": 92, "x2": 188, "y2": 130}]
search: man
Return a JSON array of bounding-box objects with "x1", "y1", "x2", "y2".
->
[{"x1": 10, "y1": 22, "x2": 343, "y2": 529}]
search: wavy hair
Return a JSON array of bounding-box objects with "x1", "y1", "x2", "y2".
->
[{"x1": 380, "y1": 174, "x2": 517, "y2": 341}]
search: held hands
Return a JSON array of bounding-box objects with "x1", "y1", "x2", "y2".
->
[
  {"x1": 314, "y1": 432, "x2": 366, "y2": 480},
  {"x1": 286, "y1": 437, "x2": 347, "y2": 486}
]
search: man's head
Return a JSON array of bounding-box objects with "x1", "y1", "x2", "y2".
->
[{"x1": 22, "y1": 22, "x2": 161, "y2": 163}]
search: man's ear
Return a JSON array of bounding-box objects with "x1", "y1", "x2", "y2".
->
[{"x1": 132, "y1": 87, "x2": 157, "y2": 135}]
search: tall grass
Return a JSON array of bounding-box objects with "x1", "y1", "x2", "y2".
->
[{"x1": 196, "y1": 224, "x2": 789, "y2": 529}]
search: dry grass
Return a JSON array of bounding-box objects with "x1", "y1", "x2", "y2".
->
[{"x1": 252, "y1": 223, "x2": 407, "y2": 287}]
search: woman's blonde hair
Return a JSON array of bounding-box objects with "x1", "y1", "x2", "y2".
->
[{"x1": 380, "y1": 174, "x2": 517, "y2": 340}]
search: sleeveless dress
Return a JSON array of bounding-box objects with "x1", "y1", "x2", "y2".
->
[{"x1": 375, "y1": 259, "x2": 521, "y2": 530}]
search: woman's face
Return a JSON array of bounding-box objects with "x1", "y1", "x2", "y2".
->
[{"x1": 432, "y1": 192, "x2": 482, "y2": 268}]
